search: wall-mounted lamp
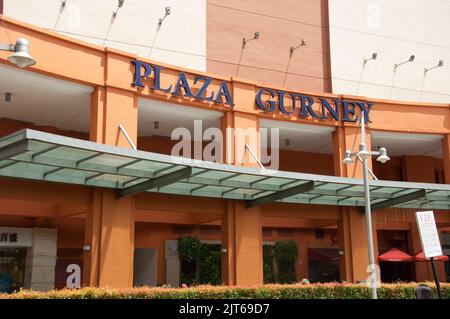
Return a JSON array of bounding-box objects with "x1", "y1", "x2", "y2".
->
[
  {"x1": 5, "y1": 92, "x2": 11, "y2": 102},
  {"x1": 394, "y1": 55, "x2": 415, "y2": 70},
  {"x1": 236, "y1": 32, "x2": 261, "y2": 76},
  {"x1": 113, "y1": 0, "x2": 125, "y2": 18},
  {"x1": 290, "y1": 38, "x2": 307, "y2": 56},
  {"x1": 154, "y1": 121, "x2": 160, "y2": 129},
  {"x1": 242, "y1": 32, "x2": 261, "y2": 47},
  {"x1": 82, "y1": 245, "x2": 91, "y2": 252},
  {"x1": 158, "y1": 7, "x2": 171, "y2": 26},
  {"x1": 285, "y1": 138, "x2": 290, "y2": 146},
  {"x1": 363, "y1": 52, "x2": 378, "y2": 65},
  {"x1": 0, "y1": 38, "x2": 36, "y2": 68},
  {"x1": 424, "y1": 60, "x2": 444, "y2": 74}
]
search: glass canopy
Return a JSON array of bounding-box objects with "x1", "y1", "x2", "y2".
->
[{"x1": 1, "y1": 129, "x2": 450, "y2": 210}]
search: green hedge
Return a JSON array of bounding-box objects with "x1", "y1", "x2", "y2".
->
[
  {"x1": 198, "y1": 244, "x2": 221, "y2": 285},
  {"x1": 178, "y1": 237, "x2": 221, "y2": 286},
  {"x1": 263, "y1": 245, "x2": 275, "y2": 284},
  {"x1": 2, "y1": 283, "x2": 449, "y2": 299}
]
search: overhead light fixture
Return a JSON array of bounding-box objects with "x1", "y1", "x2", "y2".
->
[
  {"x1": 376, "y1": 147, "x2": 390, "y2": 163},
  {"x1": 242, "y1": 32, "x2": 261, "y2": 47},
  {"x1": 363, "y1": 52, "x2": 378, "y2": 65},
  {"x1": 290, "y1": 37, "x2": 307, "y2": 56},
  {"x1": 394, "y1": 55, "x2": 415, "y2": 70},
  {"x1": 0, "y1": 38, "x2": 36, "y2": 68},
  {"x1": 159, "y1": 6, "x2": 171, "y2": 26},
  {"x1": 424, "y1": 60, "x2": 444, "y2": 74},
  {"x1": 113, "y1": 0, "x2": 125, "y2": 18},
  {"x1": 5, "y1": 92, "x2": 11, "y2": 102}
]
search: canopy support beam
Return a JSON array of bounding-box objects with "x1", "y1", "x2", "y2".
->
[
  {"x1": 246, "y1": 181, "x2": 315, "y2": 208},
  {"x1": 0, "y1": 140, "x2": 29, "y2": 161},
  {"x1": 117, "y1": 166, "x2": 192, "y2": 198},
  {"x1": 371, "y1": 189, "x2": 426, "y2": 210}
]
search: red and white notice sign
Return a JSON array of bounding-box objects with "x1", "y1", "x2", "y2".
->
[{"x1": 415, "y1": 211, "x2": 443, "y2": 258}]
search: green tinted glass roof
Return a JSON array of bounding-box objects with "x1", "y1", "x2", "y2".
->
[{"x1": 1, "y1": 129, "x2": 450, "y2": 210}]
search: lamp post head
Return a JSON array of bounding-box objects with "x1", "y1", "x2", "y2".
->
[
  {"x1": 438, "y1": 60, "x2": 444, "y2": 67},
  {"x1": 254, "y1": 32, "x2": 261, "y2": 39},
  {"x1": 357, "y1": 143, "x2": 370, "y2": 159},
  {"x1": 409, "y1": 55, "x2": 415, "y2": 62},
  {"x1": 372, "y1": 52, "x2": 378, "y2": 60},
  {"x1": 376, "y1": 147, "x2": 390, "y2": 163},
  {"x1": 7, "y1": 38, "x2": 36, "y2": 68}
]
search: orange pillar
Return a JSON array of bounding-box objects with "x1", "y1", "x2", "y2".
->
[
  {"x1": 221, "y1": 201, "x2": 263, "y2": 285},
  {"x1": 442, "y1": 135, "x2": 450, "y2": 183},
  {"x1": 83, "y1": 87, "x2": 137, "y2": 288},
  {"x1": 220, "y1": 80, "x2": 263, "y2": 286},
  {"x1": 333, "y1": 124, "x2": 378, "y2": 283}
]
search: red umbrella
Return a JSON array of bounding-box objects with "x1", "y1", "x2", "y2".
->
[
  {"x1": 378, "y1": 247, "x2": 413, "y2": 262},
  {"x1": 414, "y1": 251, "x2": 449, "y2": 262}
]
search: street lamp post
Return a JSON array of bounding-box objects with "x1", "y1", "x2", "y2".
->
[{"x1": 342, "y1": 113, "x2": 390, "y2": 300}]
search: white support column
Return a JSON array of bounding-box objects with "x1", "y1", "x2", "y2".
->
[{"x1": 24, "y1": 228, "x2": 57, "y2": 291}]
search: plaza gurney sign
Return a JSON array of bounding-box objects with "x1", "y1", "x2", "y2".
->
[
  {"x1": 131, "y1": 60, "x2": 234, "y2": 107},
  {"x1": 131, "y1": 60, "x2": 373, "y2": 122}
]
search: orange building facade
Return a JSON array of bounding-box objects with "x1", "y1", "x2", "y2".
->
[{"x1": 0, "y1": 16, "x2": 450, "y2": 291}]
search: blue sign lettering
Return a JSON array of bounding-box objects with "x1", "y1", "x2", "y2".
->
[
  {"x1": 255, "y1": 88, "x2": 373, "y2": 122},
  {"x1": 131, "y1": 60, "x2": 234, "y2": 107}
]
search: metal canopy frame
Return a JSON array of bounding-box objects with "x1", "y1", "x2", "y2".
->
[
  {"x1": 117, "y1": 166, "x2": 192, "y2": 198},
  {"x1": 1, "y1": 129, "x2": 450, "y2": 210},
  {"x1": 246, "y1": 181, "x2": 315, "y2": 208},
  {"x1": 371, "y1": 189, "x2": 426, "y2": 210}
]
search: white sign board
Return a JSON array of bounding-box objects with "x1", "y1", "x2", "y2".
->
[
  {"x1": 415, "y1": 211, "x2": 442, "y2": 258},
  {"x1": 0, "y1": 227, "x2": 33, "y2": 247}
]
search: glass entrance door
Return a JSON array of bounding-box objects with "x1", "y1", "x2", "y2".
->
[{"x1": 0, "y1": 248, "x2": 26, "y2": 293}]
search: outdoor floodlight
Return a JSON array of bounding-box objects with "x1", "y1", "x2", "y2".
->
[
  {"x1": 159, "y1": 6, "x2": 171, "y2": 25},
  {"x1": 395, "y1": 55, "x2": 415, "y2": 70},
  {"x1": 363, "y1": 52, "x2": 378, "y2": 64},
  {"x1": 290, "y1": 38, "x2": 307, "y2": 55},
  {"x1": 424, "y1": 60, "x2": 444, "y2": 74},
  {"x1": 0, "y1": 38, "x2": 36, "y2": 68},
  {"x1": 243, "y1": 32, "x2": 261, "y2": 46},
  {"x1": 113, "y1": 0, "x2": 125, "y2": 18}
]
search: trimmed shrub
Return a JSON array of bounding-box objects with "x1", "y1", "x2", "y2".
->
[
  {"x1": 178, "y1": 236, "x2": 201, "y2": 263},
  {"x1": 273, "y1": 240, "x2": 298, "y2": 284},
  {"x1": 2, "y1": 282, "x2": 448, "y2": 299},
  {"x1": 199, "y1": 243, "x2": 221, "y2": 285},
  {"x1": 263, "y1": 245, "x2": 275, "y2": 284},
  {"x1": 273, "y1": 240, "x2": 298, "y2": 263}
]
